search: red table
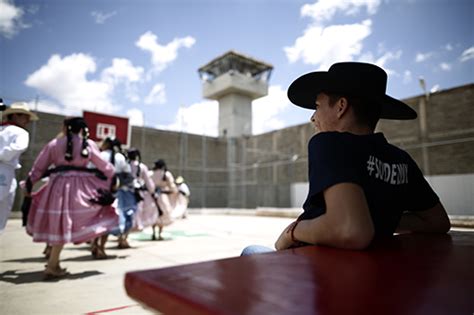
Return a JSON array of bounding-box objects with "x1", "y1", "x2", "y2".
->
[{"x1": 125, "y1": 232, "x2": 473, "y2": 315}]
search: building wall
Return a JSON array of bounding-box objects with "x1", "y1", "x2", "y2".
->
[
  {"x1": 377, "y1": 84, "x2": 474, "y2": 175},
  {"x1": 12, "y1": 84, "x2": 474, "y2": 215}
]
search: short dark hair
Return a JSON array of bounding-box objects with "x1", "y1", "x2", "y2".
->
[
  {"x1": 153, "y1": 159, "x2": 166, "y2": 170},
  {"x1": 127, "y1": 147, "x2": 141, "y2": 161},
  {"x1": 326, "y1": 92, "x2": 381, "y2": 131}
]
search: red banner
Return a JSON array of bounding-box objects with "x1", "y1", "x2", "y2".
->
[{"x1": 83, "y1": 111, "x2": 130, "y2": 146}]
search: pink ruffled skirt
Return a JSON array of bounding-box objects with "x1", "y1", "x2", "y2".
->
[
  {"x1": 26, "y1": 171, "x2": 118, "y2": 245},
  {"x1": 133, "y1": 192, "x2": 159, "y2": 230}
]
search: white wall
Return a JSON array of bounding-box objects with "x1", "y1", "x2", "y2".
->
[
  {"x1": 426, "y1": 173, "x2": 474, "y2": 216},
  {"x1": 291, "y1": 182, "x2": 308, "y2": 209}
]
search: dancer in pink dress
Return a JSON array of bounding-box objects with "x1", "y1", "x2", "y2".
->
[
  {"x1": 127, "y1": 148, "x2": 158, "y2": 232},
  {"x1": 24, "y1": 117, "x2": 117, "y2": 279}
]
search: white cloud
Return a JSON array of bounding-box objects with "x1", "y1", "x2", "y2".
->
[
  {"x1": 126, "y1": 108, "x2": 144, "y2": 126},
  {"x1": 440, "y1": 62, "x2": 451, "y2": 71},
  {"x1": 402, "y1": 70, "x2": 412, "y2": 84},
  {"x1": 144, "y1": 83, "x2": 166, "y2": 105},
  {"x1": 301, "y1": 0, "x2": 380, "y2": 23},
  {"x1": 357, "y1": 50, "x2": 402, "y2": 70},
  {"x1": 157, "y1": 100, "x2": 218, "y2": 137},
  {"x1": 101, "y1": 58, "x2": 143, "y2": 103},
  {"x1": 284, "y1": 19, "x2": 372, "y2": 69},
  {"x1": 0, "y1": 0, "x2": 28, "y2": 38},
  {"x1": 358, "y1": 49, "x2": 402, "y2": 76},
  {"x1": 25, "y1": 4, "x2": 39, "y2": 15},
  {"x1": 430, "y1": 84, "x2": 440, "y2": 93},
  {"x1": 415, "y1": 52, "x2": 433, "y2": 63},
  {"x1": 373, "y1": 50, "x2": 402, "y2": 68},
  {"x1": 101, "y1": 58, "x2": 143, "y2": 84},
  {"x1": 445, "y1": 43, "x2": 453, "y2": 51},
  {"x1": 24, "y1": 53, "x2": 117, "y2": 114},
  {"x1": 91, "y1": 10, "x2": 117, "y2": 24},
  {"x1": 252, "y1": 85, "x2": 291, "y2": 134},
  {"x1": 126, "y1": 90, "x2": 140, "y2": 103},
  {"x1": 136, "y1": 31, "x2": 196, "y2": 74},
  {"x1": 460, "y1": 46, "x2": 474, "y2": 62}
]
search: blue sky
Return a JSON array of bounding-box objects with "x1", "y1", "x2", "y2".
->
[{"x1": 1, "y1": 0, "x2": 473, "y2": 136}]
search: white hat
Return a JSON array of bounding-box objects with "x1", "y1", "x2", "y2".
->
[
  {"x1": 3, "y1": 102, "x2": 39, "y2": 121},
  {"x1": 175, "y1": 176, "x2": 184, "y2": 184}
]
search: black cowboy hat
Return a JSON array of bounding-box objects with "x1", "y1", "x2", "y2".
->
[{"x1": 287, "y1": 62, "x2": 417, "y2": 120}]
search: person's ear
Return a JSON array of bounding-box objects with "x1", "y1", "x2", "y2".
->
[{"x1": 336, "y1": 97, "x2": 349, "y2": 118}]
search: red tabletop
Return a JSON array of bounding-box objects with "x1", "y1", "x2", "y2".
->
[{"x1": 125, "y1": 232, "x2": 473, "y2": 315}]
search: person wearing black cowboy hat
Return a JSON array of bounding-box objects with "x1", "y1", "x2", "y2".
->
[{"x1": 243, "y1": 62, "x2": 450, "y2": 255}]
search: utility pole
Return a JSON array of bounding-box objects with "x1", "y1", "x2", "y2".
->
[
  {"x1": 30, "y1": 95, "x2": 39, "y2": 158},
  {"x1": 418, "y1": 77, "x2": 430, "y2": 175}
]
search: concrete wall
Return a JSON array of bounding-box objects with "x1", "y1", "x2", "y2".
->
[
  {"x1": 427, "y1": 174, "x2": 474, "y2": 216},
  {"x1": 218, "y1": 93, "x2": 252, "y2": 137},
  {"x1": 11, "y1": 83, "x2": 474, "y2": 216},
  {"x1": 291, "y1": 174, "x2": 474, "y2": 216}
]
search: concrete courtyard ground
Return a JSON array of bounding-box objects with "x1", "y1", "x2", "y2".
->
[
  {"x1": 0, "y1": 212, "x2": 294, "y2": 315},
  {"x1": 1, "y1": 210, "x2": 472, "y2": 315}
]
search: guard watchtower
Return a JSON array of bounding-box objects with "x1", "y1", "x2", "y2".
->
[{"x1": 198, "y1": 51, "x2": 273, "y2": 138}]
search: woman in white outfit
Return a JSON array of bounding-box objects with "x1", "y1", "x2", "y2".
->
[
  {"x1": 126, "y1": 148, "x2": 158, "y2": 232},
  {"x1": 175, "y1": 176, "x2": 191, "y2": 219},
  {"x1": 149, "y1": 159, "x2": 184, "y2": 240}
]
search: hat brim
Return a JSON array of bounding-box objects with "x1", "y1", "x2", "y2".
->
[
  {"x1": 288, "y1": 72, "x2": 417, "y2": 120},
  {"x1": 3, "y1": 108, "x2": 39, "y2": 121}
]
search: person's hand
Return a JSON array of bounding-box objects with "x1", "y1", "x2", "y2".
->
[
  {"x1": 19, "y1": 180, "x2": 31, "y2": 197},
  {"x1": 274, "y1": 221, "x2": 298, "y2": 250}
]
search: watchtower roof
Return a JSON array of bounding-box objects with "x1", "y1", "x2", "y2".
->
[{"x1": 198, "y1": 50, "x2": 273, "y2": 81}]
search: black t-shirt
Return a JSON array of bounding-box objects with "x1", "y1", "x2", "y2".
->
[{"x1": 299, "y1": 132, "x2": 439, "y2": 236}]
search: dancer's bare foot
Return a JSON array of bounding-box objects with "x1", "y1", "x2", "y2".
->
[
  {"x1": 91, "y1": 243, "x2": 98, "y2": 257},
  {"x1": 43, "y1": 265, "x2": 69, "y2": 280},
  {"x1": 94, "y1": 247, "x2": 108, "y2": 259},
  {"x1": 117, "y1": 239, "x2": 131, "y2": 249},
  {"x1": 43, "y1": 245, "x2": 52, "y2": 259}
]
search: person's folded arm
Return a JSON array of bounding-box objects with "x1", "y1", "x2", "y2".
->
[
  {"x1": 275, "y1": 182, "x2": 375, "y2": 251},
  {"x1": 396, "y1": 202, "x2": 451, "y2": 234}
]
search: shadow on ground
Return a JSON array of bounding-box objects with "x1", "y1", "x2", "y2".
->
[
  {"x1": 0, "y1": 269, "x2": 103, "y2": 284},
  {"x1": 2, "y1": 254, "x2": 129, "y2": 263},
  {"x1": 62, "y1": 254, "x2": 127, "y2": 262},
  {"x1": 2, "y1": 256, "x2": 47, "y2": 263}
]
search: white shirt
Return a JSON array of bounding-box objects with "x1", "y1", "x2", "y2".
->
[
  {"x1": 0, "y1": 124, "x2": 29, "y2": 169},
  {"x1": 100, "y1": 150, "x2": 131, "y2": 173},
  {"x1": 178, "y1": 183, "x2": 191, "y2": 197}
]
